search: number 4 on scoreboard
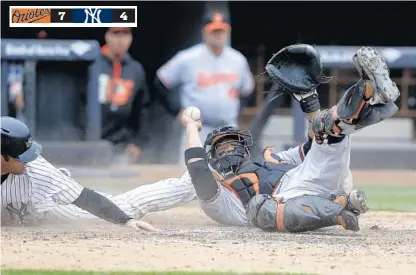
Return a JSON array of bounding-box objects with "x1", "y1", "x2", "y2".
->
[
  {"x1": 113, "y1": 9, "x2": 135, "y2": 23},
  {"x1": 120, "y1": 12, "x2": 128, "y2": 21}
]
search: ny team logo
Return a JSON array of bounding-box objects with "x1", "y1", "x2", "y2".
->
[
  {"x1": 84, "y1": 8, "x2": 101, "y2": 23},
  {"x1": 25, "y1": 137, "x2": 33, "y2": 149}
]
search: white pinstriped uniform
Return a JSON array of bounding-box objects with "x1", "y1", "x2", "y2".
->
[{"x1": 1, "y1": 156, "x2": 196, "y2": 224}]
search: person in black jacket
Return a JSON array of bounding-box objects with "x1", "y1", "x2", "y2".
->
[{"x1": 98, "y1": 27, "x2": 150, "y2": 163}]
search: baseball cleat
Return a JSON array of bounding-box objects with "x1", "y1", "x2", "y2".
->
[
  {"x1": 337, "y1": 210, "x2": 360, "y2": 232},
  {"x1": 333, "y1": 190, "x2": 369, "y2": 215},
  {"x1": 353, "y1": 47, "x2": 400, "y2": 104},
  {"x1": 347, "y1": 189, "x2": 369, "y2": 215}
]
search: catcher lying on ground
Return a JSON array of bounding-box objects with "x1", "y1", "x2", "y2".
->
[{"x1": 182, "y1": 44, "x2": 400, "y2": 232}]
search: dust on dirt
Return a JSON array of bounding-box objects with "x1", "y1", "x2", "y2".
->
[
  {"x1": 2, "y1": 168, "x2": 416, "y2": 275},
  {"x1": 2, "y1": 205, "x2": 416, "y2": 275}
]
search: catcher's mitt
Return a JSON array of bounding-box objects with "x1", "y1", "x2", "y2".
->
[{"x1": 265, "y1": 44, "x2": 332, "y2": 94}]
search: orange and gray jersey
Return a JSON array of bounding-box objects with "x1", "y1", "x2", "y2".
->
[{"x1": 157, "y1": 44, "x2": 254, "y2": 126}]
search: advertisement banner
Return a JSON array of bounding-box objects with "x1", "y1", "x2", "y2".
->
[
  {"x1": 1, "y1": 39, "x2": 100, "y2": 60},
  {"x1": 314, "y1": 46, "x2": 416, "y2": 68}
]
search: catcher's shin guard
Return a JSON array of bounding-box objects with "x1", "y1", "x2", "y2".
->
[
  {"x1": 281, "y1": 195, "x2": 360, "y2": 232},
  {"x1": 312, "y1": 80, "x2": 398, "y2": 142},
  {"x1": 247, "y1": 194, "x2": 280, "y2": 231},
  {"x1": 247, "y1": 194, "x2": 360, "y2": 233},
  {"x1": 331, "y1": 189, "x2": 369, "y2": 215}
]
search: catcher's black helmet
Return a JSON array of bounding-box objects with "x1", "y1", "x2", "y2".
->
[
  {"x1": 1, "y1": 116, "x2": 42, "y2": 163},
  {"x1": 204, "y1": 126, "x2": 253, "y2": 177}
]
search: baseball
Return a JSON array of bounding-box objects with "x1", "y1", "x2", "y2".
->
[{"x1": 183, "y1": 106, "x2": 201, "y2": 121}]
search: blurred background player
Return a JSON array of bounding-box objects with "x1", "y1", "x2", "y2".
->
[
  {"x1": 7, "y1": 63, "x2": 26, "y2": 123},
  {"x1": 155, "y1": 11, "x2": 255, "y2": 164},
  {"x1": 94, "y1": 27, "x2": 150, "y2": 163}
]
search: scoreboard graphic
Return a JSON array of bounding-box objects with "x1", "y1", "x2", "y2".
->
[{"x1": 9, "y1": 6, "x2": 137, "y2": 27}]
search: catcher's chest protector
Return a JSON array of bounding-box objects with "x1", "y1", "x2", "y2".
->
[{"x1": 220, "y1": 149, "x2": 296, "y2": 206}]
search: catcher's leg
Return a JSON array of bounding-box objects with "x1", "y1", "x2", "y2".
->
[
  {"x1": 199, "y1": 184, "x2": 249, "y2": 226},
  {"x1": 312, "y1": 80, "x2": 397, "y2": 142},
  {"x1": 312, "y1": 48, "x2": 400, "y2": 142},
  {"x1": 276, "y1": 134, "x2": 353, "y2": 201},
  {"x1": 247, "y1": 194, "x2": 359, "y2": 233}
]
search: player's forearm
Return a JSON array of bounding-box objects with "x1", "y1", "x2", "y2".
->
[
  {"x1": 72, "y1": 188, "x2": 132, "y2": 224},
  {"x1": 295, "y1": 89, "x2": 321, "y2": 139},
  {"x1": 182, "y1": 108, "x2": 218, "y2": 201},
  {"x1": 184, "y1": 148, "x2": 219, "y2": 201},
  {"x1": 185, "y1": 123, "x2": 203, "y2": 163}
]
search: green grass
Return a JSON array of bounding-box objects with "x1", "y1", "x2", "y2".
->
[
  {"x1": 1, "y1": 271, "x2": 312, "y2": 275},
  {"x1": 357, "y1": 185, "x2": 416, "y2": 212}
]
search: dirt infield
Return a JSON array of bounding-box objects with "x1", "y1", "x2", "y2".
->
[
  {"x1": 2, "y1": 168, "x2": 416, "y2": 274},
  {"x1": 351, "y1": 170, "x2": 416, "y2": 186},
  {"x1": 2, "y1": 205, "x2": 416, "y2": 275}
]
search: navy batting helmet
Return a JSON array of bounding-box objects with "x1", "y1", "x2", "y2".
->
[{"x1": 1, "y1": 116, "x2": 42, "y2": 163}]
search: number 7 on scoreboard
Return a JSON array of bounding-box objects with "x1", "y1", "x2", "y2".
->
[
  {"x1": 51, "y1": 9, "x2": 73, "y2": 23},
  {"x1": 59, "y1": 12, "x2": 66, "y2": 20}
]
